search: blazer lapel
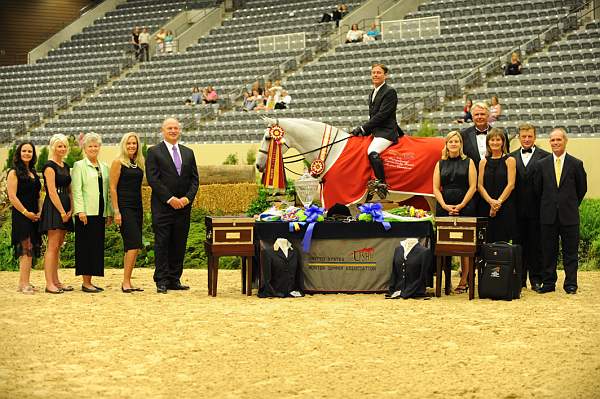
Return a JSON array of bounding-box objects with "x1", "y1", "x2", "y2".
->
[
  {"x1": 559, "y1": 154, "x2": 571, "y2": 187},
  {"x1": 515, "y1": 151, "x2": 526, "y2": 176},
  {"x1": 468, "y1": 130, "x2": 480, "y2": 163}
]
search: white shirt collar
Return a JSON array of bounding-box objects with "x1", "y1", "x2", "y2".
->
[
  {"x1": 552, "y1": 152, "x2": 565, "y2": 163},
  {"x1": 371, "y1": 82, "x2": 385, "y2": 102}
]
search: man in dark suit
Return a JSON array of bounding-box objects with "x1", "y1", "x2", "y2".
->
[
  {"x1": 146, "y1": 118, "x2": 199, "y2": 293},
  {"x1": 535, "y1": 128, "x2": 587, "y2": 294},
  {"x1": 350, "y1": 63, "x2": 403, "y2": 199},
  {"x1": 461, "y1": 102, "x2": 509, "y2": 168},
  {"x1": 509, "y1": 123, "x2": 550, "y2": 290}
]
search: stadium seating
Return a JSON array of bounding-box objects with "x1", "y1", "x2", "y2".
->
[{"x1": 411, "y1": 18, "x2": 600, "y2": 136}]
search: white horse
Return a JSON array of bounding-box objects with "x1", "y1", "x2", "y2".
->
[{"x1": 256, "y1": 117, "x2": 443, "y2": 209}]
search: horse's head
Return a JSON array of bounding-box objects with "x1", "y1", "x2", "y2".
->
[{"x1": 255, "y1": 116, "x2": 287, "y2": 172}]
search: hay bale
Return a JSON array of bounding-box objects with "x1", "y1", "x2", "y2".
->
[
  {"x1": 142, "y1": 183, "x2": 258, "y2": 214},
  {"x1": 199, "y1": 165, "x2": 255, "y2": 185}
]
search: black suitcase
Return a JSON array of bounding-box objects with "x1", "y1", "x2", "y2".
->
[{"x1": 478, "y1": 242, "x2": 522, "y2": 300}]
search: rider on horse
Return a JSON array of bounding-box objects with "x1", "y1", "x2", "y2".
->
[{"x1": 350, "y1": 63, "x2": 404, "y2": 199}]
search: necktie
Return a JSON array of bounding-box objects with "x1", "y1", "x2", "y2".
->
[
  {"x1": 555, "y1": 158, "x2": 561, "y2": 187},
  {"x1": 172, "y1": 145, "x2": 182, "y2": 175},
  {"x1": 521, "y1": 148, "x2": 532, "y2": 154}
]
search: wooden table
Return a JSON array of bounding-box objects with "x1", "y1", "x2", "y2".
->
[
  {"x1": 205, "y1": 242, "x2": 254, "y2": 297},
  {"x1": 435, "y1": 249, "x2": 477, "y2": 300}
]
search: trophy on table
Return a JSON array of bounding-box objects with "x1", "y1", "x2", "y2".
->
[{"x1": 295, "y1": 172, "x2": 320, "y2": 208}]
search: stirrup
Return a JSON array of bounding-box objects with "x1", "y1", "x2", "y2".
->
[{"x1": 366, "y1": 179, "x2": 388, "y2": 200}]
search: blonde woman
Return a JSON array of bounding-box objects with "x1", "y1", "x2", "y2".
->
[
  {"x1": 433, "y1": 131, "x2": 477, "y2": 294},
  {"x1": 71, "y1": 133, "x2": 112, "y2": 293},
  {"x1": 39, "y1": 134, "x2": 74, "y2": 294},
  {"x1": 110, "y1": 133, "x2": 145, "y2": 293}
]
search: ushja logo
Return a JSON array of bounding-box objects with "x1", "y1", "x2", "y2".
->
[{"x1": 352, "y1": 247, "x2": 374, "y2": 261}]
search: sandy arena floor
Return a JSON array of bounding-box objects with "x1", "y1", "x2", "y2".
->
[{"x1": 1, "y1": 268, "x2": 599, "y2": 399}]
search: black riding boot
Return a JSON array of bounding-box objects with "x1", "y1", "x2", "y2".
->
[{"x1": 367, "y1": 151, "x2": 388, "y2": 199}]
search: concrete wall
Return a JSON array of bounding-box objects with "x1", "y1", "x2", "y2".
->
[
  {"x1": 28, "y1": 0, "x2": 126, "y2": 64},
  {"x1": 1, "y1": 139, "x2": 597, "y2": 197}
]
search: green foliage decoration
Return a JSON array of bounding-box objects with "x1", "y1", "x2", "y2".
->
[
  {"x1": 223, "y1": 153, "x2": 239, "y2": 165},
  {"x1": 414, "y1": 120, "x2": 438, "y2": 137},
  {"x1": 4, "y1": 144, "x2": 16, "y2": 172},
  {"x1": 36, "y1": 147, "x2": 49, "y2": 172},
  {"x1": 0, "y1": 220, "x2": 18, "y2": 271},
  {"x1": 579, "y1": 199, "x2": 600, "y2": 269},
  {"x1": 64, "y1": 136, "x2": 83, "y2": 168},
  {"x1": 246, "y1": 186, "x2": 272, "y2": 216},
  {"x1": 246, "y1": 148, "x2": 256, "y2": 166}
]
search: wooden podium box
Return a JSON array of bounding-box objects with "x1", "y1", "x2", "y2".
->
[
  {"x1": 204, "y1": 216, "x2": 255, "y2": 297},
  {"x1": 434, "y1": 217, "x2": 487, "y2": 300}
]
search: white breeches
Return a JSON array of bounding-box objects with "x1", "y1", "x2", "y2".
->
[{"x1": 367, "y1": 137, "x2": 393, "y2": 154}]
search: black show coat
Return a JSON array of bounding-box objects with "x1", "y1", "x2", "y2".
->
[
  {"x1": 509, "y1": 146, "x2": 550, "y2": 220},
  {"x1": 388, "y1": 243, "x2": 431, "y2": 298},
  {"x1": 362, "y1": 82, "x2": 402, "y2": 143},
  {"x1": 259, "y1": 245, "x2": 303, "y2": 298}
]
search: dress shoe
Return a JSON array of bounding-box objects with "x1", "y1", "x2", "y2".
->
[
  {"x1": 565, "y1": 287, "x2": 577, "y2": 295},
  {"x1": 536, "y1": 285, "x2": 555, "y2": 294},
  {"x1": 531, "y1": 282, "x2": 542, "y2": 291},
  {"x1": 92, "y1": 285, "x2": 104, "y2": 292},
  {"x1": 156, "y1": 284, "x2": 168, "y2": 294},
  {"x1": 82, "y1": 285, "x2": 101, "y2": 293},
  {"x1": 122, "y1": 286, "x2": 134, "y2": 293},
  {"x1": 168, "y1": 282, "x2": 190, "y2": 290}
]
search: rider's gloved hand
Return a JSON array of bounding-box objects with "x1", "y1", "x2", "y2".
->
[{"x1": 350, "y1": 126, "x2": 364, "y2": 136}]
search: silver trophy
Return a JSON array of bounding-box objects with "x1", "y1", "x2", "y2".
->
[{"x1": 295, "y1": 172, "x2": 320, "y2": 207}]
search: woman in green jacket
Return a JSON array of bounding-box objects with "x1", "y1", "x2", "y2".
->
[{"x1": 71, "y1": 133, "x2": 112, "y2": 293}]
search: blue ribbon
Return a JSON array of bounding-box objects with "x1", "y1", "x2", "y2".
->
[
  {"x1": 302, "y1": 205, "x2": 325, "y2": 252},
  {"x1": 359, "y1": 203, "x2": 391, "y2": 231}
]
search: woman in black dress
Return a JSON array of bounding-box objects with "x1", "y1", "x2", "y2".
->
[
  {"x1": 71, "y1": 133, "x2": 112, "y2": 293},
  {"x1": 109, "y1": 132, "x2": 145, "y2": 293},
  {"x1": 433, "y1": 130, "x2": 477, "y2": 293},
  {"x1": 39, "y1": 134, "x2": 74, "y2": 294},
  {"x1": 478, "y1": 127, "x2": 517, "y2": 243},
  {"x1": 7, "y1": 142, "x2": 42, "y2": 294}
]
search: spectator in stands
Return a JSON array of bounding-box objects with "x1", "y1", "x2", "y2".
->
[
  {"x1": 274, "y1": 90, "x2": 292, "y2": 109},
  {"x1": 253, "y1": 88, "x2": 266, "y2": 111},
  {"x1": 164, "y1": 30, "x2": 174, "y2": 53},
  {"x1": 110, "y1": 132, "x2": 145, "y2": 293},
  {"x1": 488, "y1": 95, "x2": 502, "y2": 124},
  {"x1": 505, "y1": 52, "x2": 522, "y2": 76},
  {"x1": 265, "y1": 88, "x2": 277, "y2": 110},
  {"x1": 39, "y1": 134, "x2": 74, "y2": 294},
  {"x1": 203, "y1": 86, "x2": 218, "y2": 104},
  {"x1": 365, "y1": 22, "x2": 381, "y2": 41},
  {"x1": 432, "y1": 131, "x2": 477, "y2": 293},
  {"x1": 8, "y1": 142, "x2": 42, "y2": 294},
  {"x1": 455, "y1": 98, "x2": 473, "y2": 123},
  {"x1": 191, "y1": 86, "x2": 201, "y2": 104},
  {"x1": 243, "y1": 90, "x2": 257, "y2": 111},
  {"x1": 156, "y1": 28, "x2": 166, "y2": 54},
  {"x1": 71, "y1": 133, "x2": 112, "y2": 293},
  {"x1": 320, "y1": 4, "x2": 344, "y2": 27},
  {"x1": 478, "y1": 128, "x2": 517, "y2": 243},
  {"x1": 138, "y1": 27, "x2": 150, "y2": 62},
  {"x1": 130, "y1": 26, "x2": 140, "y2": 60},
  {"x1": 345, "y1": 24, "x2": 364, "y2": 43}
]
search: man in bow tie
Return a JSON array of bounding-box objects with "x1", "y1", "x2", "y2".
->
[
  {"x1": 509, "y1": 123, "x2": 550, "y2": 290},
  {"x1": 460, "y1": 102, "x2": 509, "y2": 168},
  {"x1": 146, "y1": 118, "x2": 199, "y2": 293},
  {"x1": 534, "y1": 128, "x2": 587, "y2": 294}
]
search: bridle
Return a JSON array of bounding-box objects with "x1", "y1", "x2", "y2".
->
[{"x1": 258, "y1": 121, "x2": 350, "y2": 175}]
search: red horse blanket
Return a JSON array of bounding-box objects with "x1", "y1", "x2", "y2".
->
[{"x1": 321, "y1": 135, "x2": 445, "y2": 209}]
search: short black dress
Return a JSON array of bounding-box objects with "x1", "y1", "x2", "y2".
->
[
  {"x1": 479, "y1": 155, "x2": 516, "y2": 243},
  {"x1": 117, "y1": 163, "x2": 144, "y2": 251},
  {"x1": 39, "y1": 161, "x2": 74, "y2": 233},
  {"x1": 11, "y1": 170, "x2": 42, "y2": 258},
  {"x1": 75, "y1": 165, "x2": 105, "y2": 277},
  {"x1": 435, "y1": 156, "x2": 476, "y2": 217}
]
